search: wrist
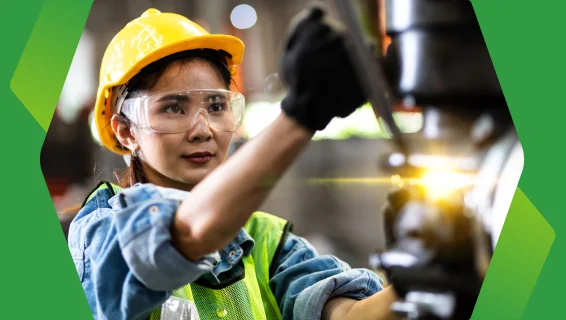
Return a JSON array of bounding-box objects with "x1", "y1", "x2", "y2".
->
[
  {"x1": 352, "y1": 286, "x2": 401, "y2": 320},
  {"x1": 278, "y1": 109, "x2": 317, "y2": 137}
]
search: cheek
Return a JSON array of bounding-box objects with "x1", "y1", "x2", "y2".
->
[
  {"x1": 215, "y1": 133, "x2": 233, "y2": 157},
  {"x1": 138, "y1": 132, "x2": 159, "y2": 152},
  {"x1": 138, "y1": 132, "x2": 178, "y2": 160}
]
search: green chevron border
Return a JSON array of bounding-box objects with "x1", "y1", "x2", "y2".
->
[
  {"x1": 0, "y1": 0, "x2": 562, "y2": 318},
  {"x1": 4, "y1": 0, "x2": 94, "y2": 318}
]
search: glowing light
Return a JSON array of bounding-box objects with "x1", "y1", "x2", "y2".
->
[
  {"x1": 389, "y1": 153, "x2": 406, "y2": 167},
  {"x1": 230, "y1": 4, "x2": 257, "y2": 30},
  {"x1": 306, "y1": 177, "x2": 394, "y2": 186},
  {"x1": 417, "y1": 170, "x2": 476, "y2": 200},
  {"x1": 408, "y1": 154, "x2": 478, "y2": 172}
]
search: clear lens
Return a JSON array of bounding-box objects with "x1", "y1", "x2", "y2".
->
[{"x1": 121, "y1": 89, "x2": 244, "y2": 133}]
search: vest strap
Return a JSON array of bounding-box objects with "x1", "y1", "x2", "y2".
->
[{"x1": 81, "y1": 181, "x2": 122, "y2": 208}]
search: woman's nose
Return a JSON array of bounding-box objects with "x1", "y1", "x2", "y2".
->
[{"x1": 187, "y1": 114, "x2": 213, "y2": 142}]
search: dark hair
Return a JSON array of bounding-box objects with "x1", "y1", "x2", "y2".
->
[{"x1": 114, "y1": 49, "x2": 235, "y2": 188}]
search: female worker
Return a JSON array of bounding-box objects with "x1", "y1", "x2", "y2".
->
[{"x1": 69, "y1": 7, "x2": 398, "y2": 320}]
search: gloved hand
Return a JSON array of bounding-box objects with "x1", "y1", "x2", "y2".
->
[{"x1": 280, "y1": 6, "x2": 367, "y2": 132}]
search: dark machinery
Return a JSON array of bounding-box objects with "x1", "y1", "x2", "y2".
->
[{"x1": 333, "y1": 0, "x2": 521, "y2": 319}]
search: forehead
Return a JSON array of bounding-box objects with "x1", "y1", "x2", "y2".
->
[{"x1": 149, "y1": 59, "x2": 226, "y2": 94}]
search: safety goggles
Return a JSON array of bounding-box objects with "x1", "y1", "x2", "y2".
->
[{"x1": 119, "y1": 89, "x2": 245, "y2": 133}]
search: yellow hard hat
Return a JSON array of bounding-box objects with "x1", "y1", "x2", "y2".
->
[{"x1": 94, "y1": 8, "x2": 245, "y2": 155}]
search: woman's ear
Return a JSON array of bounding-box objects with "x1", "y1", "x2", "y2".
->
[{"x1": 111, "y1": 114, "x2": 138, "y2": 152}]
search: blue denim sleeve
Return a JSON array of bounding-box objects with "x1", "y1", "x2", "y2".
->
[
  {"x1": 68, "y1": 185, "x2": 217, "y2": 320},
  {"x1": 269, "y1": 233, "x2": 384, "y2": 320}
]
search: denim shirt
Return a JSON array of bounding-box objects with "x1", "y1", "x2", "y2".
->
[{"x1": 68, "y1": 183, "x2": 384, "y2": 320}]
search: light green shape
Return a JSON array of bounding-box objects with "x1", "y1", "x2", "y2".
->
[
  {"x1": 10, "y1": 0, "x2": 92, "y2": 132},
  {"x1": 472, "y1": 188, "x2": 554, "y2": 319}
]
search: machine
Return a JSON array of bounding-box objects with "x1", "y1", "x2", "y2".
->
[{"x1": 333, "y1": 0, "x2": 522, "y2": 318}]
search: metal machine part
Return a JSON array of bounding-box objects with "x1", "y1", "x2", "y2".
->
[
  {"x1": 384, "y1": 0, "x2": 505, "y2": 111},
  {"x1": 372, "y1": 128, "x2": 520, "y2": 320},
  {"x1": 334, "y1": 0, "x2": 407, "y2": 153},
  {"x1": 332, "y1": 0, "x2": 519, "y2": 319},
  {"x1": 466, "y1": 129, "x2": 523, "y2": 278}
]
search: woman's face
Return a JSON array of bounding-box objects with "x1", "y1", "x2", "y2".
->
[{"x1": 131, "y1": 60, "x2": 233, "y2": 190}]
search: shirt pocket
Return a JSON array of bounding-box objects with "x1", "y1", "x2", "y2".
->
[{"x1": 70, "y1": 248, "x2": 85, "y2": 282}]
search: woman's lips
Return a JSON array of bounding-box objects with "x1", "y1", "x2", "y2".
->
[{"x1": 182, "y1": 152, "x2": 214, "y2": 164}]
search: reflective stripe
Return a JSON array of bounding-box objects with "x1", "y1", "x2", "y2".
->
[{"x1": 160, "y1": 297, "x2": 200, "y2": 320}]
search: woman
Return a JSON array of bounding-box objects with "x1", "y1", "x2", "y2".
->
[{"x1": 69, "y1": 7, "x2": 398, "y2": 320}]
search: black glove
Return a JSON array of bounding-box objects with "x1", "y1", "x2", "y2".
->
[{"x1": 280, "y1": 7, "x2": 367, "y2": 132}]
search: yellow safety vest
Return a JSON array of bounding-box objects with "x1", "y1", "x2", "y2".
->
[{"x1": 85, "y1": 182, "x2": 290, "y2": 320}]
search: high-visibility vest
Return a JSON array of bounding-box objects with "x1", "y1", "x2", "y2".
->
[{"x1": 84, "y1": 182, "x2": 290, "y2": 320}]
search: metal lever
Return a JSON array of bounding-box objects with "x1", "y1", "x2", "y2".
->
[{"x1": 333, "y1": 0, "x2": 407, "y2": 154}]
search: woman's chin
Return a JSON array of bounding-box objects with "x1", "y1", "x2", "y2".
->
[
  {"x1": 176, "y1": 170, "x2": 212, "y2": 186},
  {"x1": 172, "y1": 159, "x2": 222, "y2": 187}
]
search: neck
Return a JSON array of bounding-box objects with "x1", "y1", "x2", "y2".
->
[{"x1": 140, "y1": 160, "x2": 197, "y2": 192}]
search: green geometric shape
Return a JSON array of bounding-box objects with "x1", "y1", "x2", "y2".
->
[
  {"x1": 1, "y1": 0, "x2": 95, "y2": 319},
  {"x1": 472, "y1": 188, "x2": 554, "y2": 319},
  {"x1": 472, "y1": 0, "x2": 566, "y2": 318},
  {"x1": 10, "y1": 0, "x2": 93, "y2": 132},
  {"x1": 1, "y1": 0, "x2": 561, "y2": 318}
]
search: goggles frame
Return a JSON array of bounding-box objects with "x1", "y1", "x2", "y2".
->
[{"x1": 118, "y1": 89, "x2": 245, "y2": 134}]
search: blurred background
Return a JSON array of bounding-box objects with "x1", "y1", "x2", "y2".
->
[{"x1": 41, "y1": 0, "x2": 423, "y2": 268}]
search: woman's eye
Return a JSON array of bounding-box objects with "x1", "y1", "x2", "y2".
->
[
  {"x1": 209, "y1": 103, "x2": 226, "y2": 113},
  {"x1": 164, "y1": 104, "x2": 184, "y2": 114}
]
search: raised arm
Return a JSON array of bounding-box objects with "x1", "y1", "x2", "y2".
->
[
  {"x1": 174, "y1": 114, "x2": 313, "y2": 260},
  {"x1": 173, "y1": 7, "x2": 367, "y2": 261}
]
